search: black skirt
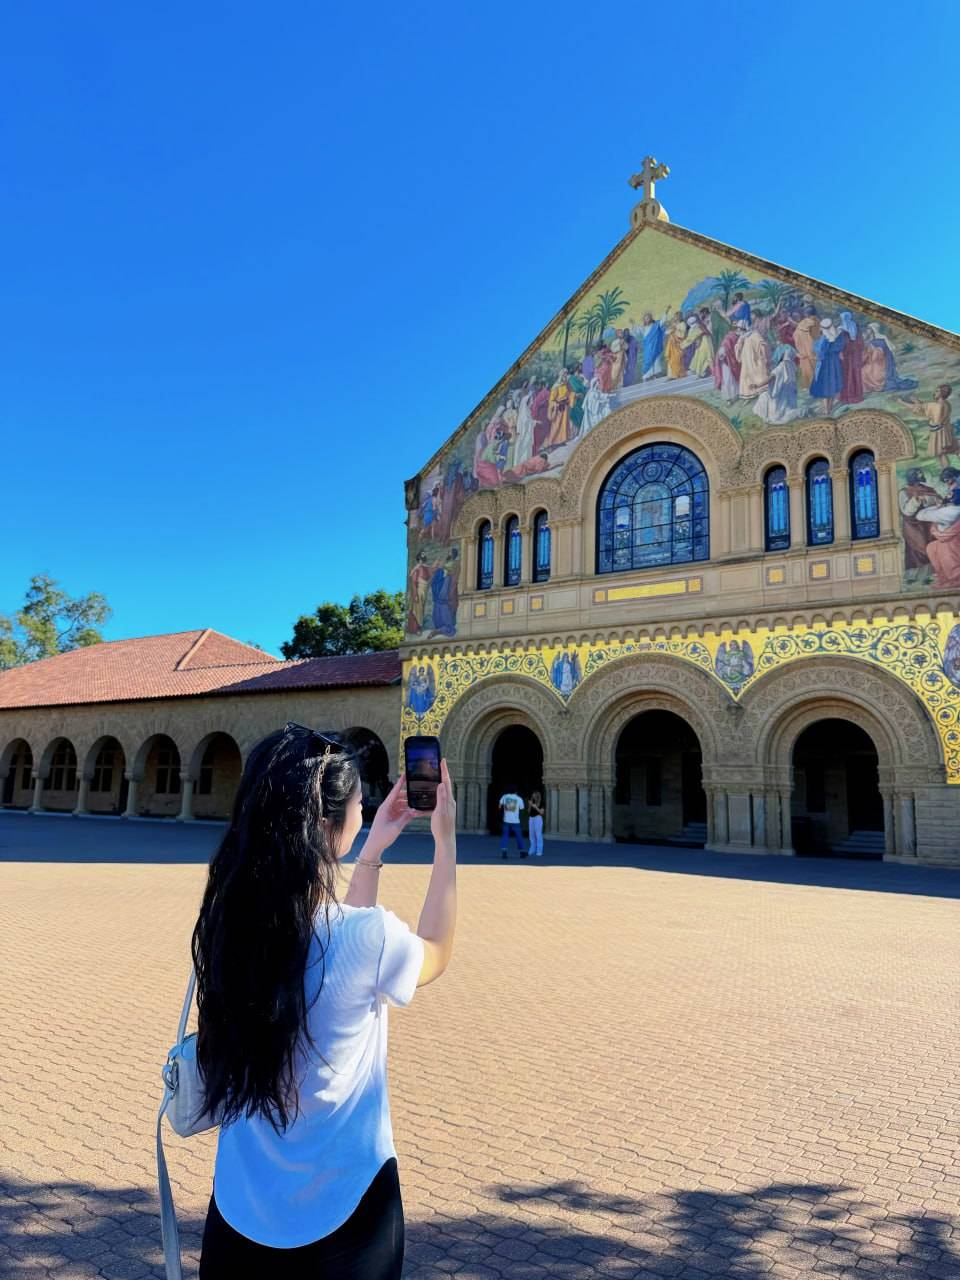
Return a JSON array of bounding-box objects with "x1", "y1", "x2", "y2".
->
[{"x1": 198, "y1": 1157, "x2": 404, "y2": 1278}]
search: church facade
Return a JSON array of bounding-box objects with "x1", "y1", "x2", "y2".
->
[{"x1": 400, "y1": 169, "x2": 960, "y2": 866}]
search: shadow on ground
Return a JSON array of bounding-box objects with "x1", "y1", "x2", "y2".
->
[
  {"x1": 0, "y1": 1172, "x2": 955, "y2": 1279},
  {"x1": 2, "y1": 812, "x2": 958, "y2": 900}
]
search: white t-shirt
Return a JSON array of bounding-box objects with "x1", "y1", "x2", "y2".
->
[
  {"x1": 212, "y1": 901, "x2": 425, "y2": 1247},
  {"x1": 499, "y1": 793, "x2": 524, "y2": 823}
]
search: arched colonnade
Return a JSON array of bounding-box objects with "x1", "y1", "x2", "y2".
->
[{"x1": 439, "y1": 653, "x2": 945, "y2": 859}]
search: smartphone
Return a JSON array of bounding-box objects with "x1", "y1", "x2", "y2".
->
[{"x1": 404, "y1": 736, "x2": 441, "y2": 811}]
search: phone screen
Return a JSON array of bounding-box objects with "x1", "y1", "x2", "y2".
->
[{"x1": 405, "y1": 736, "x2": 441, "y2": 811}]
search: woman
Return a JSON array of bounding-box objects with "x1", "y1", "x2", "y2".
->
[
  {"x1": 193, "y1": 723, "x2": 457, "y2": 1277},
  {"x1": 528, "y1": 791, "x2": 545, "y2": 857}
]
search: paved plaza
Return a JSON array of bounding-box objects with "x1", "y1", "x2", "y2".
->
[{"x1": 1, "y1": 812, "x2": 959, "y2": 1279}]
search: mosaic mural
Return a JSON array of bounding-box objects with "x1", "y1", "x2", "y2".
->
[
  {"x1": 406, "y1": 229, "x2": 960, "y2": 636},
  {"x1": 402, "y1": 611, "x2": 960, "y2": 783}
]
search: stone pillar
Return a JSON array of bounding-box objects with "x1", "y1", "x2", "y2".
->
[
  {"x1": 576, "y1": 786, "x2": 589, "y2": 836},
  {"x1": 878, "y1": 463, "x2": 896, "y2": 537},
  {"x1": 547, "y1": 785, "x2": 561, "y2": 836},
  {"x1": 752, "y1": 791, "x2": 766, "y2": 849},
  {"x1": 177, "y1": 778, "x2": 195, "y2": 822},
  {"x1": 831, "y1": 468, "x2": 850, "y2": 541},
  {"x1": 555, "y1": 786, "x2": 578, "y2": 838},
  {"x1": 519, "y1": 523, "x2": 533, "y2": 584},
  {"x1": 588, "y1": 784, "x2": 608, "y2": 840},
  {"x1": 788, "y1": 478, "x2": 804, "y2": 550},
  {"x1": 73, "y1": 776, "x2": 90, "y2": 816},
  {"x1": 748, "y1": 488, "x2": 764, "y2": 554},
  {"x1": 123, "y1": 776, "x2": 139, "y2": 819},
  {"x1": 881, "y1": 789, "x2": 895, "y2": 857},
  {"x1": 897, "y1": 792, "x2": 917, "y2": 857},
  {"x1": 726, "y1": 793, "x2": 753, "y2": 847},
  {"x1": 779, "y1": 788, "x2": 793, "y2": 853},
  {"x1": 712, "y1": 788, "x2": 729, "y2": 846},
  {"x1": 30, "y1": 775, "x2": 44, "y2": 813}
]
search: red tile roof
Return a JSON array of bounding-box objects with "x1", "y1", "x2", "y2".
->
[{"x1": 0, "y1": 630, "x2": 401, "y2": 709}]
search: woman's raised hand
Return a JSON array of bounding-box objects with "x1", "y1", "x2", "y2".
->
[
  {"x1": 364, "y1": 774, "x2": 419, "y2": 859},
  {"x1": 430, "y1": 759, "x2": 457, "y2": 852}
]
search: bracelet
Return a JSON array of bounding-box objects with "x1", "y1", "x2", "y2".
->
[{"x1": 356, "y1": 858, "x2": 383, "y2": 870}]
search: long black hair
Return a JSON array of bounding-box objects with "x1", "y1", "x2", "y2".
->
[{"x1": 192, "y1": 723, "x2": 360, "y2": 1134}]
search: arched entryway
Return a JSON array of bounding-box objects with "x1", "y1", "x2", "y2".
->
[
  {"x1": 189, "y1": 733, "x2": 243, "y2": 820},
  {"x1": 135, "y1": 734, "x2": 182, "y2": 818},
  {"x1": 1, "y1": 739, "x2": 33, "y2": 809},
  {"x1": 613, "y1": 710, "x2": 706, "y2": 846},
  {"x1": 40, "y1": 737, "x2": 80, "y2": 812},
  {"x1": 84, "y1": 737, "x2": 128, "y2": 816},
  {"x1": 791, "y1": 718, "x2": 884, "y2": 858},
  {"x1": 486, "y1": 725, "x2": 544, "y2": 835},
  {"x1": 344, "y1": 727, "x2": 391, "y2": 823}
]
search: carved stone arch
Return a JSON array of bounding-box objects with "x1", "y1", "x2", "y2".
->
[
  {"x1": 0, "y1": 733, "x2": 35, "y2": 778},
  {"x1": 836, "y1": 410, "x2": 915, "y2": 464},
  {"x1": 183, "y1": 726, "x2": 243, "y2": 781},
  {"x1": 37, "y1": 730, "x2": 81, "y2": 777},
  {"x1": 740, "y1": 656, "x2": 943, "y2": 779},
  {"x1": 561, "y1": 396, "x2": 742, "y2": 510},
  {"x1": 438, "y1": 676, "x2": 562, "y2": 774},
  {"x1": 452, "y1": 492, "x2": 498, "y2": 541},
  {"x1": 522, "y1": 476, "x2": 563, "y2": 526},
  {"x1": 567, "y1": 654, "x2": 734, "y2": 779},
  {"x1": 131, "y1": 724, "x2": 185, "y2": 779},
  {"x1": 81, "y1": 732, "x2": 129, "y2": 782}
]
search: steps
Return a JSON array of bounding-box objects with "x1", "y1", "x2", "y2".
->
[
  {"x1": 666, "y1": 821, "x2": 707, "y2": 849},
  {"x1": 831, "y1": 829, "x2": 885, "y2": 859}
]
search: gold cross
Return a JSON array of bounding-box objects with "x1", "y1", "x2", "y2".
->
[{"x1": 629, "y1": 156, "x2": 670, "y2": 204}]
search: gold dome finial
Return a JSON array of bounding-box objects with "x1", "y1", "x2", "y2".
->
[{"x1": 629, "y1": 156, "x2": 670, "y2": 227}]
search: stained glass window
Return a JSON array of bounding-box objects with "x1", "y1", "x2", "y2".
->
[
  {"x1": 596, "y1": 443, "x2": 709, "y2": 574},
  {"x1": 849, "y1": 450, "x2": 879, "y2": 541},
  {"x1": 504, "y1": 516, "x2": 521, "y2": 587},
  {"x1": 764, "y1": 465, "x2": 791, "y2": 551},
  {"x1": 533, "y1": 510, "x2": 551, "y2": 582},
  {"x1": 806, "y1": 458, "x2": 834, "y2": 546},
  {"x1": 477, "y1": 521, "x2": 494, "y2": 589}
]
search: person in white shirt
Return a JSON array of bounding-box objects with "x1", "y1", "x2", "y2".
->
[
  {"x1": 498, "y1": 790, "x2": 527, "y2": 858},
  {"x1": 192, "y1": 721, "x2": 457, "y2": 1278}
]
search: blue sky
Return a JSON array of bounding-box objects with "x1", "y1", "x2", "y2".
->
[{"x1": 2, "y1": 1, "x2": 959, "y2": 656}]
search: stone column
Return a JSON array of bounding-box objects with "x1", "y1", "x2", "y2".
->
[
  {"x1": 878, "y1": 463, "x2": 896, "y2": 537},
  {"x1": 463, "y1": 779, "x2": 482, "y2": 832},
  {"x1": 881, "y1": 789, "x2": 895, "y2": 857},
  {"x1": 73, "y1": 776, "x2": 90, "y2": 817},
  {"x1": 588, "y1": 784, "x2": 608, "y2": 840},
  {"x1": 30, "y1": 775, "x2": 44, "y2": 813},
  {"x1": 177, "y1": 778, "x2": 195, "y2": 822},
  {"x1": 752, "y1": 791, "x2": 766, "y2": 849},
  {"x1": 788, "y1": 477, "x2": 804, "y2": 550},
  {"x1": 748, "y1": 487, "x2": 764, "y2": 554},
  {"x1": 897, "y1": 792, "x2": 917, "y2": 857},
  {"x1": 547, "y1": 785, "x2": 561, "y2": 836},
  {"x1": 519, "y1": 523, "x2": 533, "y2": 584},
  {"x1": 712, "y1": 788, "x2": 729, "y2": 846},
  {"x1": 831, "y1": 468, "x2": 850, "y2": 541},
  {"x1": 123, "y1": 776, "x2": 139, "y2": 819},
  {"x1": 779, "y1": 789, "x2": 793, "y2": 853},
  {"x1": 576, "y1": 786, "x2": 589, "y2": 837}
]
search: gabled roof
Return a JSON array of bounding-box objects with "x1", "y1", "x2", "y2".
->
[
  {"x1": 0, "y1": 629, "x2": 401, "y2": 710},
  {"x1": 414, "y1": 217, "x2": 960, "y2": 481}
]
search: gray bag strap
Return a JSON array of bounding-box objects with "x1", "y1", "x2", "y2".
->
[{"x1": 157, "y1": 966, "x2": 197, "y2": 1280}]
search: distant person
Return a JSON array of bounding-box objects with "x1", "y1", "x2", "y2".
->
[
  {"x1": 498, "y1": 789, "x2": 527, "y2": 858},
  {"x1": 528, "y1": 791, "x2": 545, "y2": 857}
]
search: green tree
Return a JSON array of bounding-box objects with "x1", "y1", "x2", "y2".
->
[
  {"x1": 282, "y1": 589, "x2": 404, "y2": 658},
  {"x1": 0, "y1": 574, "x2": 112, "y2": 670}
]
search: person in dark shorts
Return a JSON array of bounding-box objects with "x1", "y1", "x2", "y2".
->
[{"x1": 192, "y1": 722, "x2": 458, "y2": 1278}]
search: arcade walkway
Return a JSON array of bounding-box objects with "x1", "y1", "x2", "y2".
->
[{"x1": 1, "y1": 813, "x2": 958, "y2": 1278}]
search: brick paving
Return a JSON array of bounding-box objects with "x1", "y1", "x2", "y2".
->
[{"x1": 1, "y1": 813, "x2": 959, "y2": 1279}]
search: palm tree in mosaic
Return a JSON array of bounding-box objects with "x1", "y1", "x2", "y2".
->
[
  {"x1": 756, "y1": 279, "x2": 797, "y2": 317},
  {"x1": 554, "y1": 311, "x2": 579, "y2": 368},
  {"x1": 576, "y1": 307, "x2": 603, "y2": 356},
  {"x1": 715, "y1": 270, "x2": 750, "y2": 310},
  {"x1": 594, "y1": 287, "x2": 630, "y2": 341}
]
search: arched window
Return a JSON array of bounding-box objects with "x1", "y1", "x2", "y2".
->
[
  {"x1": 90, "y1": 747, "x2": 115, "y2": 793},
  {"x1": 597, "y1": 443, "x2": 709, "y2": 574},
  {"x1": 806, "y1": 458, "x2": 834, "y2": 546},
  {"x1": 197, "y1": 742, "x2": 216, "y2": 796},
  {"x1": 533, "y1": 510, "x2": 551, "y2": 582},
  {"x1": 849, "y1": 450, "x2": 880, "y2": 540},
  {"x1": 20, "y1": 746, "x2": 33, "y2": 790},
  {"x1": 764, "y1": 465, "x2": 791, "y2": 551},
  {"x1": 477, "y1": 521, "x2": 494, "y2": 590},
  {"x1": 504, "y1": 516, "x2": 521, "y2": 587},
  {"x1": 44, "y1": 741, "x2": 77, "y2": 791}
]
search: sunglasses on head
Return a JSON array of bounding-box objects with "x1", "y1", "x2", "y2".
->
[{"x1": 283, "y1": 723, "x2": 349, "y2": 758}]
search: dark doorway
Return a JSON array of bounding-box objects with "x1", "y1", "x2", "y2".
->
[
  {"x1": 344, "y1": 728, "x2": 391, "y2": 824},
  {"x1": 792, "y1": 719, "x2": 883, "y2": 858},
  {"x1": 614, "y1": 710, "x2": 706, "y2": 845},
  {"x1": 486, "y1": 726, "x2": 544, "y2": 835}
]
